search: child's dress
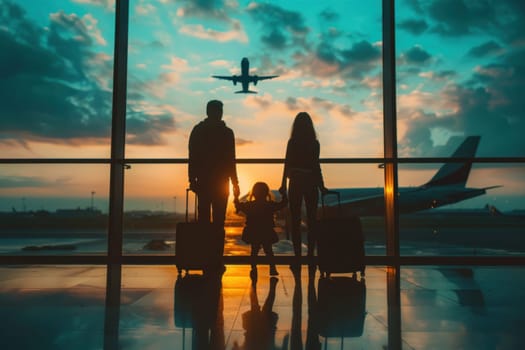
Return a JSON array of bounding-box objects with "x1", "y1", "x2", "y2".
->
[{"x1": 235, "y1": 200, "x2": 287, "y2": 245}]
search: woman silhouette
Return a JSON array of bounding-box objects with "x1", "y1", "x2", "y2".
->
[{"x1": 279, "y1": 112, "x2": 328, "y2": 266}]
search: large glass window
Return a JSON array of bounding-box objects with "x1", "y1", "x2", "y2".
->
[
  {"x1": 2, "y1": 1, "x2": 523, "y2": 261},
  {"x1": 0, "y1": 0, "x2": 115, "y2": 158},
  {"x1": 395, "y1": 0, "x2": 525, "y2": 257},
  {"x1": 125, "y1": 0, "x2": 383, "y2": 158},
  {"x1": 0, "y1": 164, "x2": 109, "y2": 255},
  {"x1": 395, "y1": 0, "x2": 525, "y2": 158},
  {"x1": 123, "y1": 0, "x2": 385, "y2": 257},
  {"x1": 397, "y1": 162, "x2": 525, "y2": 256}
]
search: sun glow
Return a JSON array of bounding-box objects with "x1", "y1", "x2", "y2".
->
[{"x1": 235, "y1": 171, "x2": 255, "y2": 197}]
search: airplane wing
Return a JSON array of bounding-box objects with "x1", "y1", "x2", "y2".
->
[
  {"x1": 212, "y1": 75, "x2": 235, "y2": 81},
  {"x1": 256, "y1": 75, "x2": 278, "y2": 80},
  {"x1": 250, "y1": 75, "x2": 278, "y2": 83}
]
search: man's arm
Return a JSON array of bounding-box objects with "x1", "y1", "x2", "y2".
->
[
  {"x1": 228, "y1": 128, "x2": 240, "y2": 197},
  {"x1": 188, "y1": 126, "x2": 198, "y2": 191}
]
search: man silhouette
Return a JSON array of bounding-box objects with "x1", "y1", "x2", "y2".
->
[{"x1": 188, "y1": 100, "x2": 240, "y2": 256}]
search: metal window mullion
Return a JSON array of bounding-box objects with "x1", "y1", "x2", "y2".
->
[
  {"x1": 383, "y1": 1, "x2": 402, "y2": 349},
  {"x1": 382, "y1": 0, "x2": 400, "y2": 259},
  {"x1": 107, "y1": 0, "x2": 129, "y2": 263}
]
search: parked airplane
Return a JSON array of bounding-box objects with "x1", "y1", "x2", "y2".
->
[
  {"x1": 212, "y1": 57, "x2": 278, "y2": 93},
  {"x1": 254, "y1": 136, "x2": 500, "y2": 217},
  {"x1": 321, "y1": 136, "x2": 502, "y2": 216}
]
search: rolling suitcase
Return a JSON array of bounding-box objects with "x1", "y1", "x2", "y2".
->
[
  {"x1": 316, "y1": 275, "x2": 366, "y2": 341},
  {"x1": 175, "y1": 189, "x2": 223, "y2": 275},
  {"x1": 316, "y1": 191, "x2": 365, "y2": 277}
]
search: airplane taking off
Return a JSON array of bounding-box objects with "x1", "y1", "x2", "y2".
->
[
  {"x1": 212, "y1": 57, "x2": 278, "y2": 94},
  {"x1": 320, "y1": 136, "x2": 501, "y2": 216}
]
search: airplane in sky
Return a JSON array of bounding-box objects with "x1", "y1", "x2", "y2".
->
[
  {"x1": 212, "y1": 57, "x2": 278, "y2": 94},
  {"x1": 251, "y1": 136, "x2": 500, "y2": 217}
]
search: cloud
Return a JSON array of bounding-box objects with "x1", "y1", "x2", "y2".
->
[
  {"x1": 0, "y1": 176, "x2": 53, "y2": 188},
  {"x1": 342, "y1": 40, "x2": 382, "y2": 63},
  {"x1": 178, "y1": 21, "x2": 248, "y2": 43},
  {"x1": 419, "y1": 70, "x2": 457, "y2": 82},
  {"x1": 282, "y1": 37, "x2": 382, "y2": 89},
  {"x1": 0, "y1": 1, "x2": 175, "y2": 147},
  {"x1": 300, "y1": 40, "x2": 382, "y2": 81},
  {"x1": 405, "y1": 0, "x2": 425, "y2": 14},
  {"x1": 72, "y1": 0, "x2": 115, "y2": 11},
  {"x1": 135, "y1": 2, "x2": 157, "y2": 16},
  {"x1": 175, "y1": 0, "x2": 238, "y2": 22},
  {"x1": 405, "y1": 0, "x2": 525, "y2": 44},
  {"x1": 401, "y1": 45, "x2": 432, "y2": 65},
  {"x1": 235, "y1": 138, "x2": 253, "y2": 146},
  {"x1": 397, "y1": 19, "x2": 428, "y2": 35},
  {"x1": 427, "y1": 0, "x2": 495, "y2": 36},
  {"x1": 246, "y1": 3, "x2": 309, "y2": 50},
  {"x1": 319, "y1": 8, "x2": 339, "y2": 22},
  {"x1": 467, "y1": 40, "x2": 503, "y2": 57},
  {"x1": 399, "y1": 48, "x2": 525, "y2": 157}
]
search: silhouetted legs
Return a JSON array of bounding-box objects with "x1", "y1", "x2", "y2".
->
[
  {"x1": 197, "y1": 188, "x2": 228, "y2": 266},
  {"x1": 197, "y1": 190, "x2": 228, "y2": 226},
  {"x1": 250, "y1": 243, "x2": 278, "y2": 278},
  {"x1": 289, "y1": 177, "x2": 319, "y2": 262}
]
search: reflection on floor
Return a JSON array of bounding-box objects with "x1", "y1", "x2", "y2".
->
[{"x1": 0, "y1": 265, "x2": 524, "y2": 349}]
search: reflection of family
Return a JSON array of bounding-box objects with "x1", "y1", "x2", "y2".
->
[{"x1": 189, "y1": 99, "x2": 328, "y2": 276}]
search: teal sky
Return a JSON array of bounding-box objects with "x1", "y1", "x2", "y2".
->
[{"x1": 0, "y1": 0, "x2": 524, "y2": 211}]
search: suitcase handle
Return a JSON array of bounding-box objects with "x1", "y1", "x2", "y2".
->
[
  {"x1": 321, "y1": 190, "x2": 342, "y2": 217},
  {"x1": 185, "y1": 188, "x2": 198, "y2": 223}
]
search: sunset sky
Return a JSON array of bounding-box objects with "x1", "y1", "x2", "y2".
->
[{"x1": 0, "y1": 0, "x2": 524, "y2": 212}]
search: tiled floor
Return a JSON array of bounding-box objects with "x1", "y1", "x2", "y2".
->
[{"x1": 0, "y1": 264, "x2": 524, "y2": 349}]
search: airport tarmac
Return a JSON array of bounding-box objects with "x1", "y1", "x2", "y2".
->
[{"x1": 1, "y1": 217, "x2": 524, "y2": 256}]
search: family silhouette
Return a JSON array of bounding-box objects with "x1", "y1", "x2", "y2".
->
[
  {"x1": 180, "y1": 101, "x2": 367, "y2": 348},
  {"x1": 188, "y1": 101, "x2": 328, "y2": 276}
]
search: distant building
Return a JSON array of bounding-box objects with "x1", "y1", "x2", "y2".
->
[{"x1": 55, "y1": 208, "x2": 103, "y2": 217}]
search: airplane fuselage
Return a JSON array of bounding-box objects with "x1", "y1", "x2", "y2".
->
[
  {"x1": 240, "y1": 57, "x2": 250, "y2": 92},
  {"x1": 320, "y1": 186, "x2": 488, "y2": 217}
]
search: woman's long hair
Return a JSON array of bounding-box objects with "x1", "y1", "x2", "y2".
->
[{"x1": 290, "y1": 112, "x2": 317, "y2": 142}]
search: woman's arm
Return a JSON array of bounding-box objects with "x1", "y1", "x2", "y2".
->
[
  {"x1": 279, "y1": 140, "x2": 291, "y2": 194},
  {"x1": 315, "y1": 140, "x2": 329, "y2": 193}
]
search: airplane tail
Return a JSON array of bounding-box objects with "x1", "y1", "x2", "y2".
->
[
  {"x1": 235, "y1": 90, "x2": 257, "y2": 94},
  {"x1": 423, "y1": 136, "x2": 480, "y2": 188}
]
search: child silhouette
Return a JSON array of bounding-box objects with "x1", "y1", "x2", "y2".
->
[{"x1": 234, "y1": 182, "x2": 288, "y2": 278}]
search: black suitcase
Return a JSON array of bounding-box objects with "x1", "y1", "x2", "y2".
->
[
  {"x1": 316, "y1": 191, "x2": 365, "y2": 277},
  {"x1": 316, "y1": 275, "x2": 366, "y2": 339},
  {"x1": 175, "y1": 189, "x2": 223, "y2": 275}
]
